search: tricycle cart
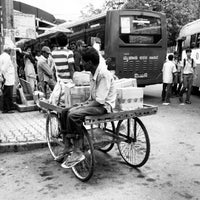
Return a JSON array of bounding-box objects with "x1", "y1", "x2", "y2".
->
[{"x1": 39, "y1": 100, "x2": 158, "y2": 182}]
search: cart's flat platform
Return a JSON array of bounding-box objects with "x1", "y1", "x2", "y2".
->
[{"x1": 39, "y1": 100, "x2": 158, "y2": 124}]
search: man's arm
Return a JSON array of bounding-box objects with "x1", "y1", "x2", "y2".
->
[
  {"x1": 193, "y1": 60, "x2": 197, "y2": 77},
  {"x1": 39, "y1": 61, "x2": 53, "y2": 78},
  {"x1": 179, "y1": 61, "x2": 184, "y2": 82},
  {"x1": 68, "y1": 62, "x2": 75, "y2": 79},
  {"x1": 80, "y1": 73, "x2": 112, "y2": 107},
  {"x1": 172, "y1": 63, "x2": 177, "y2": 74},
  {"x1": 67, "y1": 51, "x2": 75, "y2": 79},
  {"x1": 95, "y1": 73, "x2": 111, "y2": 105},
  {"x1": 0, "y1": 56, "x2": 10, "y2": 74},
  {"x1": 73, "y1": 52, "x2": 81, "y2": 71}
]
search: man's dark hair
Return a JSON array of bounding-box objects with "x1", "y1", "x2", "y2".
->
[
  {"x1": 82, "y1": 47, "x2": 99, "y2": 66},
  {"x1": 70, "y1": 41, "x2": 76, "y2": 46},
  {"x1": 168, "y1": 54, "x2": 174, "y2": 61},
  {"x1": 76, "y1": 40, "x2": 85, "y2": 47},
  {"x1": 186, "y1": 48, "x2": 192, "y2": 53},
  {"x1": 55, "y1": 32, "x2": 68, "y2": 47}
]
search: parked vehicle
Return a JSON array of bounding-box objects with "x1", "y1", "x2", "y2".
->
[{"x1": 177, "y1": 19, "x2": 200, "y2": 94}]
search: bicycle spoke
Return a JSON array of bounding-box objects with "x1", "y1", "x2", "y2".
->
[{"x1": 117, "y1": 118, "x2": 150, "y2": 167}]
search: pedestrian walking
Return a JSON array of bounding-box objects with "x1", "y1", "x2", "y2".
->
[
  {"x1": 0, "y1": 46, "x2": 15, "y2": 113},
  {"x1": 37, "y1": 46, "x2": 55, "y2": 97},
  {"x1": 179, "y1": 48, "x2": 196, "y2": 104},
  {"x1": 162, "y1": 54, "x2": 177, "y2": 105}
]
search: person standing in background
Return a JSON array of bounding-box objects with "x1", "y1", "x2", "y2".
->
[
  {"x1": 179, "y1": 48, "x2": 196, "y2": 104},
  {"x1": 0, "y1": 46, "x2": 15, "y2": 113},
  {"x1": 48, "y1": 53, "x2": 57, "y2": 82},
  {"x1": 162, "y1": 54, "x2": 177, "y2": 105},
  {"x1": 24, "y1": 47, "x2": 37, "y2": 92},
  {"x1": 172, "y1": 51, "x2": 182, "y2": 96},
  {"x1": 74, "y1": 40, "x2": 87, "y2": 71},
  {"x1": 37, "y1": 46, "x2": 55, "y2": 97},
  {"x1": 52, "y1": 33, "x2": 75, "y2": 83}
]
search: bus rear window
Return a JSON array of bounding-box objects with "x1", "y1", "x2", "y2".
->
[{"x1": 120, "y1": 15, "x2": 162, "y2": 44}]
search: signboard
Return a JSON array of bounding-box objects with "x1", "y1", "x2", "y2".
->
[
  {"x1": 121, "y1": 17, "x2": 130, "y2": 34},
  {"x1": 14, "y1": 12, "x2": 36, "y2": 39}
]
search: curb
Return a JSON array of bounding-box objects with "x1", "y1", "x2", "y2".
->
[{"x1": 0, "y1": 141, "x2": 48, "y2": 153}]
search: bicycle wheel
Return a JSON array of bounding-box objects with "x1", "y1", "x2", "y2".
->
[
  {"x1": 72, "y1": 130, "x2": 95, "y2": 182},
  {"x1": 116, "y1": 117, "x2": 150, "y2": 168},
  {"x1": 98, "y1": 122, "x2": 116, "y2": 153},
  {"x1": 46, "y1": 112, "x2": 64, "y2": 162}
]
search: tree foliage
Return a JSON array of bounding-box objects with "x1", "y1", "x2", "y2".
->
[
  {"x1": 80, "y1": 3, "x2": 102, "y2": 18},
  {"x1": 80, "y1": 0, "x2": 200, "y2": 47}
]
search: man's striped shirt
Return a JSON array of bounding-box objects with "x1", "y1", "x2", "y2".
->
[{"x1": 52, "y1": 48, "x2": 74, "y2": 83}]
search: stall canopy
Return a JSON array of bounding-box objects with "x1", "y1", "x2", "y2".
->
[
  {"x1": 37, "y1": 26, "x2": 72, "y2": 40},
  {"x1": 0, "y1": 0, "x2": 56, "y2": 23}
]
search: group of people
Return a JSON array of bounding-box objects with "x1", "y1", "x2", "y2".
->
[
  {"x1": 36, "y1": 35, "x2": 116, "y2": 168},
  {"x1": 0, "y1": 33, "x2": 116, "y2": 168},
  {"x1": 37, "y1": 33, "x2": 88, "y2": 98},
  {"x1": 0, "y1": 32, "x2": 88, "y2": 114},
  {"x1": 162, "y1": 48, "x2": 197, "y2": 105}
]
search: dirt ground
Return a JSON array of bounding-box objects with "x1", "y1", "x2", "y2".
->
[{"x1": 0, "y1": 84, "x2": 200, "y2": 200}]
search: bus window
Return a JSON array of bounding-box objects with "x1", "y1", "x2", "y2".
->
[
  {"x1": 196, "y1": 33, "x2": 200, "y2": 47},
  {"x1": 183, "y1": 35, "x2": 190, "y2": 49},
  {"x1": 120, "y1": 15, "x2": 161, "y2": 44},
  {"x1": 190, "y1": 34, "x2": 196, "y2": 49},
  {"x1": 91, "y1": 36, "x2": 101, "y2": 51}
]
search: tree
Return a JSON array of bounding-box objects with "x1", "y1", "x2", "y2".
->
[
  {"x1": 80, "y1": 3, "x2": 102, "y2": 19},
  {"x1": 80, "y1": 0, "x2": 125, "y2": 18}
]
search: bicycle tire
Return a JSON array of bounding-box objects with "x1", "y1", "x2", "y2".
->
[
  {"x1": 117, "y1": 117, "x2": 150, "y2": 167},
  {"x1": 46, "y1": 112, "x2": 64, "y2": 163},
  {"x1": 98, "y1": 121, "x2": 116, "y2": 153},
  {"x1": 72, "y1": 130, "x2": 95, "y2": 182}
]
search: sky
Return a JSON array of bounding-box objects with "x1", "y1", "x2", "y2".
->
[{"x1": 18, "y1": 0, "x2": 106, "y2": 22}]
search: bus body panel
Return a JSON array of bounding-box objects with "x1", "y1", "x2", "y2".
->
[
  {"x1": 177, "y1": 19, "x2": 200, "y2": 89},
  {"x1": 105, "y1": 10, "x2": 167, "y2": 86},
  {"x1": 116, "y1": 47, "x2": 165, "y2": 85}
]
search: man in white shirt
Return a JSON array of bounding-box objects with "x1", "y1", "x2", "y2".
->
[
  {"x1": 60, "y1": 47, "x2": 116, "y2": 168},
  {"x1": 179, "y1": 48, "x2": 196, "y2": 104},
  {"x1": 162, "y1": 54, "x2": 177, "y2": 105},
  {"x1": 0, "y1": 46, "x2": 15, "y2": 113}
]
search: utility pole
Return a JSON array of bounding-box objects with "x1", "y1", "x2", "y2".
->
[
  {"x1": 198, "y1": 0, "x2": 200, "y2": 19},
  {"x1": 1, "y1": 0, "x2": 18, "y2": 96},
  {"x1": 1, "y1": 0, "x2": 14, "y2": 49},
  {"x1": 0, "y1": 4, "x2": 3, "y2": 53}
]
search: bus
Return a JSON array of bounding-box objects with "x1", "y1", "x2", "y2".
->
[
  {"x1": 177, "y1": 19, "x2": 200, "y2": 93},
  {"x1": 65, "y1": 9, "x2": 167, "y2": 86}
]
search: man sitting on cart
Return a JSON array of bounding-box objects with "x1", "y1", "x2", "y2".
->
[{"x1": 60, "y1": 47, "x2": 116, "y2": 168}]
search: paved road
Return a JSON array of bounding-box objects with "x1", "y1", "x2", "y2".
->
[{"x1": 0, "y1": 84, "x2": 200, "y2": 200}]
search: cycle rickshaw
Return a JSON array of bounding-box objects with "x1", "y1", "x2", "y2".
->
[{"x1": 39, "y1": 100, "x2": 157, "y2": 182}]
